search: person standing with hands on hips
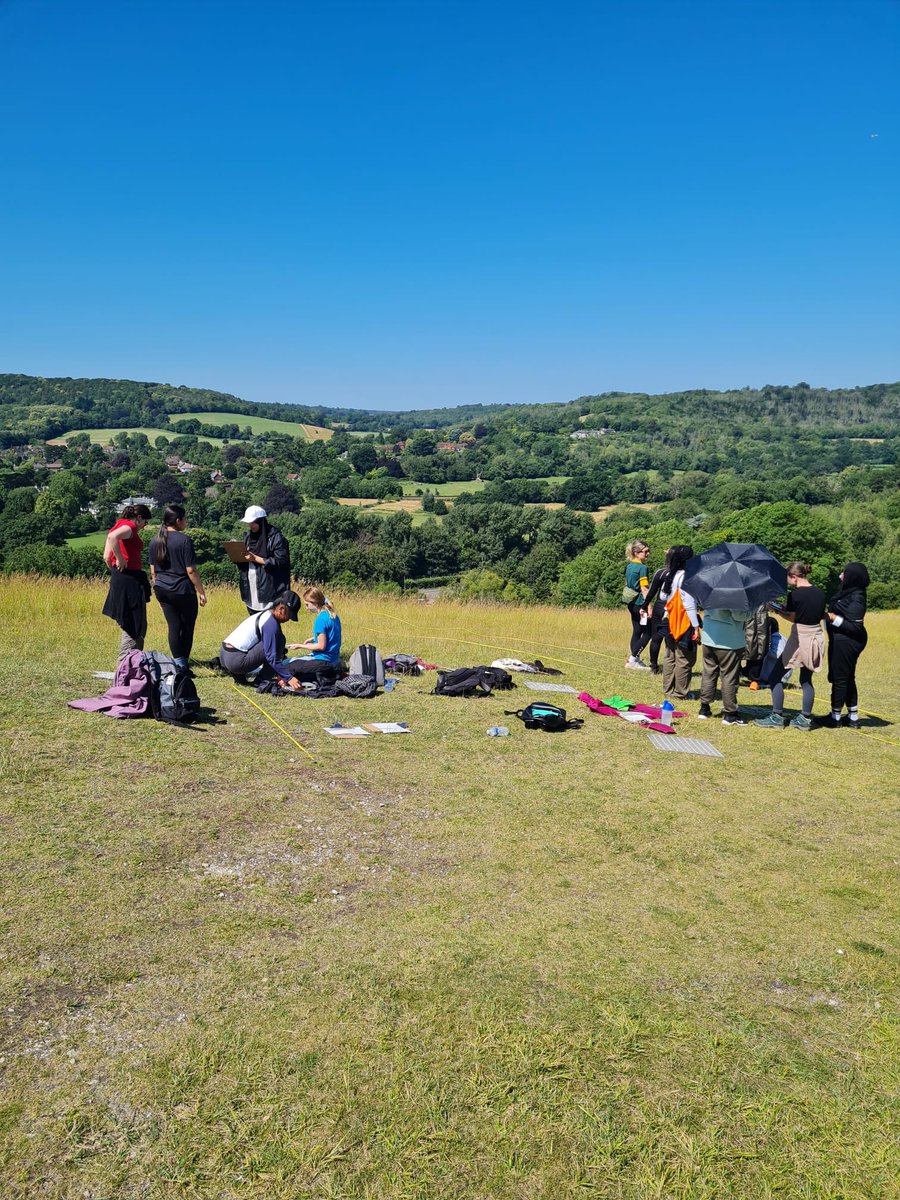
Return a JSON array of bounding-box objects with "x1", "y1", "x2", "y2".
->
[
  {"x1": 236, "y1": 505, "x2": 291, "y2": 615},
  {"x1": 102, "y1": 502, "x2": 152, "y2": 662},
  {"x1": 754, "y1": 561, "x2": 826, "y2": 731}
]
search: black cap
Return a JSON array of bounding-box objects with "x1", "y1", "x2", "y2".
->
[{"x1": 276, "y1": 590, "x2": 301, "y2": 620}]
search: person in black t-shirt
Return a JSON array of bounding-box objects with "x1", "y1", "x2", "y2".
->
[
  {"x1": 149, "y1": 505, "x2": 208, "y2": 667},
  {"x1": 755, "y1": 561, "x2": 826, "y2": 731}
]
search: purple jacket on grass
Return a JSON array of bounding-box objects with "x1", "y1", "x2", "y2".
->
[{"x1": 68, "y1": 650, "x2": 151, "y2": 719}]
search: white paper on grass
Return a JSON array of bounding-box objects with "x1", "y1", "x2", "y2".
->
[
  {"x1": 616, "y1": 711, "x2": 651, "y2": 723},
  {"x1": 364, "y1": 723, "x2": 410, "y2": 734},
  {"x1": 324, "y1": 726, "x2": 370, "y2": 738}
]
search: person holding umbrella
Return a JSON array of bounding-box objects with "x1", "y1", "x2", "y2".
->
[
  {"x1": 680, "y1": 543, "x2": 787, "y2": 726},
  {"x1": 755, "y1": 561, "x2": 826, "y2": 731}
]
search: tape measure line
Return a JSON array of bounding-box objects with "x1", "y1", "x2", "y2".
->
[{"x1": 230, "y1": 682, "x2": 316, "y2": 762}]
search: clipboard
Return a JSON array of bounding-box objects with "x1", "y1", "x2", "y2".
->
[{"x1": 223, "y1": 540, "x2": 249, "y2": 564}]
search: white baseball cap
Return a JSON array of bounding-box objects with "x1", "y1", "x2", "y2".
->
[{"x1": 240, "y1": 505, "x2": 267, "y2": 523}]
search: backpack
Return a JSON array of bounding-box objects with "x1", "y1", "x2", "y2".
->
[
  {"x1": 505, "y1": 703, "x2": 583, "y2": 732},
  {"x1": 349, "y1": 644, "x2": 385, "y2": 685},
  {"x1": 386, "y1": 653, "x2": 422, "y2": 676},
  {"x1": 665, "y1": 588, "x2": 692, "y2": 642},
  {"x1": 142, "y1": 651, "x2": 201, "y2": 725},
  {"x1": 432, "y1": 665, "x2": 515, "y2": 697}
]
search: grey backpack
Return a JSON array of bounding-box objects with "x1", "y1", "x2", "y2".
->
[{"x1": 348, "y1": 644, "x2": 385, "y2": 685}]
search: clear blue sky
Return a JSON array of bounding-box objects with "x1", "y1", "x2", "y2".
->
[{"x1": 1, "y1": 0, "x2": 897, "y2": 410}]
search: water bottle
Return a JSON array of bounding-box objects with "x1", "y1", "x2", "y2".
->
[
  {"x1": 487, "y1": 726, "x2": 510, "y2": 737},
  {"x1": 660, "y1": 700, "x2": 675, "y2": 727}
]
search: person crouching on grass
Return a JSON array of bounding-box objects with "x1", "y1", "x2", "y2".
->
[
  {"x1": 219, "y1": 591, "x2": 304, "y2": 691},
  {"x1": 285, "y1": 587, "x2": 342, "y2": 680}
]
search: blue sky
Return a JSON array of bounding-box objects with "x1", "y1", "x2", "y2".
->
[{"x1": 1, "y1": 0, "x2": 898, "y2": 410}]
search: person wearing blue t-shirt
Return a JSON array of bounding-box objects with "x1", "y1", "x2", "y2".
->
[{"x1": 286, "y1": 586, "x2": 343, "y2": 678}]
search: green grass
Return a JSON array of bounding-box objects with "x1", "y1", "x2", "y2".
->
[
  {"x1": 169, "y1": 412, "x2": 333, "y2": 440},
  {"x1": 65, "y1": 532, "x2": 106, "y2": 549},
  {"x1": 401, "y1": 479, "x2": 486, "y2": 496},
  {"x1": 1, "y1": 577, "x2": 898, "y2": 1197},
  {"x1": 47, "y1": 427, "x2": 227, "y2": 447}
]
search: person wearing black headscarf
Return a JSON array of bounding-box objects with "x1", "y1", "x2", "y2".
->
[
  {"x1": 823, "y1": 562, "x2": 870, "y2": 728},
  {"x1": 236, "y1": 505, "x2": 291, "y2": 614}
]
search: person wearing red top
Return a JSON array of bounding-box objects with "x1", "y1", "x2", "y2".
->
[{"x1": 101, "y1": 503, "x2": 152, "y2": 661}]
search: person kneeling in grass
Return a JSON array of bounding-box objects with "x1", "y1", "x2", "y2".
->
[{"x1": 219, "y1": 591, "x2": 304, "y2": 691}]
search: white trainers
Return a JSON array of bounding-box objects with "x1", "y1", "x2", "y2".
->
[{"x1": 625, "y1": 656, "x2": 649, "y2": 670}]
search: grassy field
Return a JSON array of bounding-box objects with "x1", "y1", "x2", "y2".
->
[
  {"x1": 169, "y1": 412, "x2": 333, "y2": 441},
  {"x1": 65, "y1": 532, "x2": 106, "y2": 550},
  {"x1": 48, "y1": 427, "x2": 228, "y2": 448},
  {"x1": 1, "y1": 576, "x2": 897, "y2": 1198}
]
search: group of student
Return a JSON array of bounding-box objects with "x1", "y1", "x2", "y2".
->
[
  {"x1": 624, "y1": 541, "x2": 870, "y2": 729},
  {"x1": 101, "y1": 502, "x2": 341, "y2": 689}
]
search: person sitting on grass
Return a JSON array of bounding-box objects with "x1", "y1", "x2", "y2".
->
[
  {"x1": 285, "y1": 587, "x2": 343, "y2": 680},
  {"x1": 219, "y1": 591, "x2": 304, "y2": 691}
]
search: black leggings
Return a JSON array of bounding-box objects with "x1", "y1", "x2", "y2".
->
[
  {"x1": 829, "y1": 635, "x2": 864, "y2": 712},
  {"x1": 629, "y1": 602, "x2": 652, "y2": 659},
  {"x1": 155, "y1": 587, "x2": 198, "y2": 662},
  {"x1": 648, "y1": 606, "x2": 666, "y2": 668}
]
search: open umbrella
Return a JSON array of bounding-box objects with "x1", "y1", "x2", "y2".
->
[{"x1": 681, "y1": 543, "x2": 787, "y2": 611}]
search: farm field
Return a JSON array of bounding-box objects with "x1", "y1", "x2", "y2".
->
[
  {"x1": 1, "y1": 576, "x2": 898, "y2": 1198},
  {"x1": 47, "y1": 427, "x2": 226, "y2": 448},
  {"x1": 169, "y1": 412, "x2": 333, "y2": 440},
  {"x1": 65, "y1": 532, "x2": 106, "y2": 550}
]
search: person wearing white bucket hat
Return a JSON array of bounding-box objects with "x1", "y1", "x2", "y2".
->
[{"x1": 236, "y1": 504, "x2": 291, "y2": 614}]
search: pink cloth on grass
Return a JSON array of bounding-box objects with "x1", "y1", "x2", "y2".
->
[{"x1": 68, "y1": 650, "x2": 151, "y2": 719}]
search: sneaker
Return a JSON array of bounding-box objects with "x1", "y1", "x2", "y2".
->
[
  {"x1": 819, "y1": 715, "x2": 843, "y2": 729},
  {"x1": 755, "y1": 712, "x2": 785, "y2": 728},
  {"x1": 649, "y1": 665, "x2": 661, "y2": 676},
  {"x1": 722, "y1": 713, "x2": 747, "y2": 726},
  {"x1": 842, "y1": 715, "x2": 860, "y2": 729},
  {"x1": 625, "y1": 657, "x2": 649, "y2": 671},
  {"x1": 697, "y1": 704, "x2": 712, "y2": 719},
  {"x1": 789, "y1": 714, "x2": 812, "y2": 731}
]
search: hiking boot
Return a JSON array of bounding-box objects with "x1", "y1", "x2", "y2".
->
[
  {"x1": 789, "y1": 713, "x2": 812, "y2": 731},
  {"x1": 697, "y1": 703, "x2": 712, "y2": 719},
  {"x1": 721, "y1": 713, "x2": 747, "y2": 726},
  {"x1": 755, "y1": 712, "x2": 785, "y2": 728}
]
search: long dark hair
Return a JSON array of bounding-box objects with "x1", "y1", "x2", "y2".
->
[{"x1": 154, "y1": 504, "x2": 186, "y2": 567}]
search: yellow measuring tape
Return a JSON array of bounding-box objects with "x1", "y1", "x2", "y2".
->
[
  {"x1": 229, "y1": 681, "x2": 317, "y2": 762},
  {"x1": 359, "y1": 612, "x2": 900, "y2": 745}
]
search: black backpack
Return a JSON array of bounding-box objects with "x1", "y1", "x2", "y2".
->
[
  {"x1": 432, "y1": 665, "x2": 515, "y2": 697},
  {"x1": 387, "y1": 653, "x2": 422, "y2": 676},
  {"x1": 505, "y1": 702, "x2": 583, "y2": 732},
  {"x1": 143, "y1": 651, "x2": 201, "y2": 725}
]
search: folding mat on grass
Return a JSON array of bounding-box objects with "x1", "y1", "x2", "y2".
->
[{"x1": 646, "y1": 733, "x2": 724, "y2": 757}]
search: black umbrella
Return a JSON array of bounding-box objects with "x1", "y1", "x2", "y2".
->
[{"x1": 680, "y1": 542, "x2": 787, "y2": 610}]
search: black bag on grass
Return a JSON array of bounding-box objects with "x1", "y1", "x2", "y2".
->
[
  {"x1": 505, "y1": 703, "x2": 583, "y2": 732},
  {"x1": 142, "y1": 651, "x2": 201, "y2": 725},
  {"x1": 432, "y1": 665, "x2": 515, "y2": 697}
]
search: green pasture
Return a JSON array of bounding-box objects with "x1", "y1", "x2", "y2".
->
[
  {"x1": 400, "y1": 479, "x2": 486, "y2": 496},
  {"x1": 65, "y1": 532, "x2": 106, "y2": 550},
  {"x1": 47, "y1": 427, "x2": 227, "y2": 447},
  {"x1": 0, "y1": 576, "x2": 897, "y2": 1198},
  {"x1": 169, "y1": 412, "x2": 333, "y2": 440}
]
